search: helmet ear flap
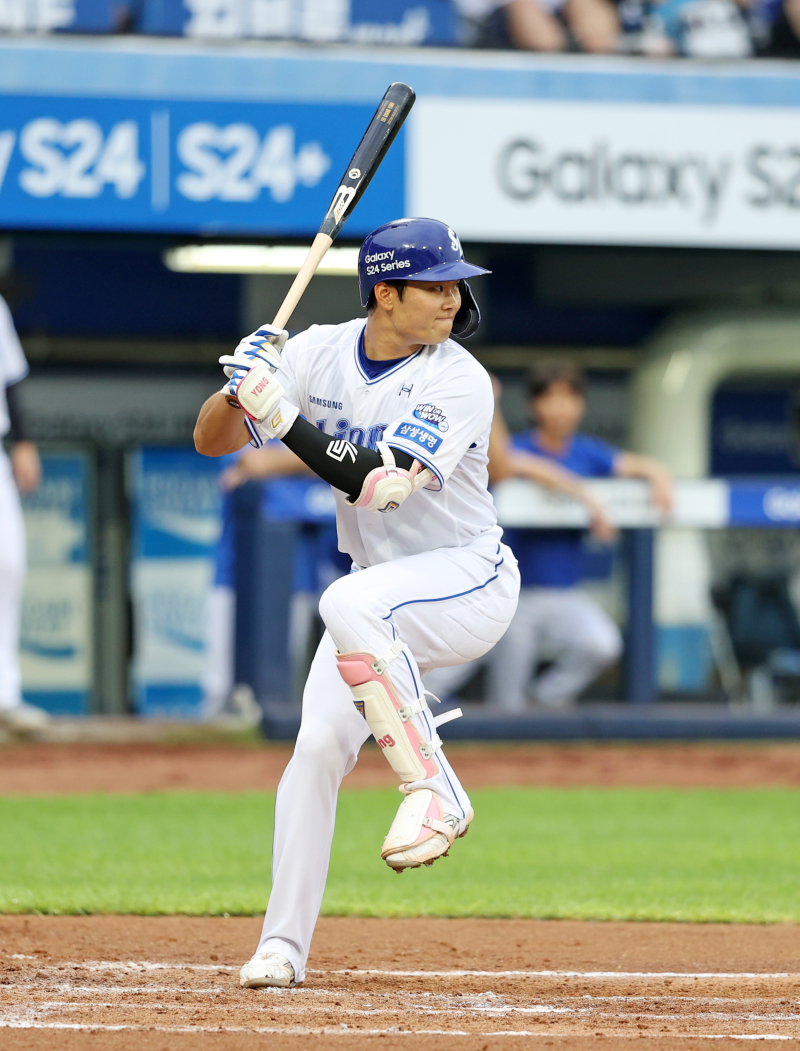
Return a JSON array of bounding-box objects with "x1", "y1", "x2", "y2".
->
[{"x1": 451, "y1": 280, "x2": 481, "y2": 339}]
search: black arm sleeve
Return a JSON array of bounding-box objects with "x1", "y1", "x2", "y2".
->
[
  {"x1": 5, "y1": 381, "x2": 25, "y2": 443},
  {"x1": 281, "y1": 414, "x2": 416, "y2": 502}
]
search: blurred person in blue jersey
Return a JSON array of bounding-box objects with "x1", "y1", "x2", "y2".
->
[
  {"x1": 490, "y1": 360, "x2": 672, "y2": 711},
  {"x1": 200, "y1": 442, "x2": 348, "y2": 720}
]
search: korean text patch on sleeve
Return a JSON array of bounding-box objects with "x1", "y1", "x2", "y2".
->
[{"x1": 392, "y1": 421, "x2": 443, "y2": 454}]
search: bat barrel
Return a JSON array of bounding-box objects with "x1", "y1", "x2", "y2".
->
[
  {"x1": 269, "y1": 83, "x2": 414, "y2": 332},
  {"x1": 319, "y1": 82, "x2": 416, "y2": 241}
]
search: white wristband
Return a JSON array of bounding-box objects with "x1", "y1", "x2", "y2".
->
[{"x1": 249, "y1": 397, "x2": 299, "y2": 442}]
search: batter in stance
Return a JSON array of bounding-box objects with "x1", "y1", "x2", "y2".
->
[{"x1": 194, "y1": 218, "x2": 520, "y2": 989}]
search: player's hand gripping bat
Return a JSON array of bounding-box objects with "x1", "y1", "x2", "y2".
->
[{"x1": 270, "y1": 82, "x2": 416, "y2": 332}]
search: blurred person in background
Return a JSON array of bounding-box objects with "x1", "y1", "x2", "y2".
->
[
  {"x1": 753, "y1": 0, "x2": 800, "y2": 54},
  {"x1": 201, "y1": 443, "x2": 310, "y2": 720},
  {"x1": 425, "y1": 373, "x2": 617, "y2": 703},
  {"x1": 429, "y1": 362, "x2": 672, "y2": 710},
  {"x1": 488, "y1": 360, "x2": 671, "y2": 711},
  {"x1": 0, "y1": 293, "x2": 45, "y2": 732},
  {"x1": 619, "y1": 0, "x2": 753, "y2": 56},
  {"x1": 201, "y1": 443, "x2": 348, "y2": 720},
  {"x1": 456, "y1": 0, "x2": 620, "y2": 52}
]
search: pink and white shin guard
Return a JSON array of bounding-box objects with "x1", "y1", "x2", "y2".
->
[
  {"x1": 336, "y1": 643, "x2": 440, "y2": 784},
  {"x1": 336, "y1": 642, "x2": 465, "y2": 867}
]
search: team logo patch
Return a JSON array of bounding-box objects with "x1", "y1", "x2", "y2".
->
[
  {"x1": 326, "y1": 439, "x2": 358, "y2": 463},
  {"x1": 413, "y1": 403, "x2": 449, "y2": 432},
  {"x1": 392, "y1": 422, "x2": 442, "y2": 454}
]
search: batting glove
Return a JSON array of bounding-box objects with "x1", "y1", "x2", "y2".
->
[
  {"x1": 222, "y1": 364, "x2": 298, "y2": 439},
  {"x1": 219, "y1": 324, "x2": 289, "y2": 379}
]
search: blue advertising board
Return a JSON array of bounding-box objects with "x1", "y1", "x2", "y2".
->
[
  {"x1": 140, "y1": 0, "x2": 457, "y2": 45},
  {"x1": 711, "y1": 388, "x2": 800, "y2": 476},
  {"x1": 130, "y1": 446, "x2": 224, "y2": 718},
  {"x1": 0, "y1": 95, "x2": 404, "y2": 235},
  {"x1": 0, "y1": 0, "x2": 120, "y2": 33},
  {"x1": 728, "y1": 481, "x2": 800, "y2": 527},
  {"x1": 7, "y1": 36, "x2": 800, "y2": 242},
  {"x1": 20, "y1": 452, "x2": 93, "y2": 715}
]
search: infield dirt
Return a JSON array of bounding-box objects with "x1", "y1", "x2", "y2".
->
[
  {"x1": 2, "y1": 740, "x2": 800, "y2": 794},
  {"x1": 2, "y1": 741, "x2": 800, "y2": 1049},
  {"x1": 1, "y1": 915, "x2": 799, "y2": 1050}
]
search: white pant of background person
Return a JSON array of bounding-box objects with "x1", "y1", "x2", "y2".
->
[
  {"x1": 488, "y1": 587, "x2": 622, "y2": 711},
  {"x1": 426, "y1": 587, "x2": 621, "y2": 710},
  {"x1": 256, "y1": 541, "x2": 519, "y2": 982},
  {"x1": 0, "y1": 451, "x2": 26, "y2": 713}
]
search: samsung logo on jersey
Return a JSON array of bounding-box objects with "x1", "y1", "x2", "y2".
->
[{"x1": 310, "y1": 395, "x2": 343, "y2": 409}]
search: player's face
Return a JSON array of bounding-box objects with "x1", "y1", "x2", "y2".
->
[
  {"x1": 390, "y1": 280, "x2": 461, "y2": 345},
  {"x1": 531, "y1": 381, "x2": 585, "y2": 439}
]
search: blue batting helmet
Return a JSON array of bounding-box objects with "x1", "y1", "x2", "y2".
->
[{"x1": 358, "y1": 217, "x2": 490, "y2": 338}]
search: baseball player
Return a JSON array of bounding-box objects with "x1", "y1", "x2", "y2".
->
[
  {"x1": 0, "y1": 293, "x2": 47, "y2": 732},
  {"x1": 194, "y1": 218, "x2": 520, "y2": 990}
]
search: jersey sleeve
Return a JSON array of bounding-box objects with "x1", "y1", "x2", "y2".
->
[
  {"x1": 582, "y1": 435, "x2": 620, "y2": 478},
  {"x1": 243, "y1": 333, "x2": 303, "y2": 449},
  {"x1": 0, "y1": 295, "x2": 28, "y2": 388},
  {"x1": 510, "y1": 431, "x2": 535, "y2": 454},
  {"x1": 384, "y1": 359, "x2": 493, "y2": 491}
]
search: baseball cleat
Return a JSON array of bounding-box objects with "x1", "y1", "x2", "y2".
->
[
  {"x1": 239, "y1": 951, "x2": 295, "y2": 988},
  {"x1": 381, "y1": 788, "x2": 474, "y2": 872},
  {"x1": 0, "y1": 702, "x2": 50, "y2": 733}
]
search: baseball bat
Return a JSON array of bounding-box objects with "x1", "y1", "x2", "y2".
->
[{"x1": 271, "y1": 82, "x2": 416, "y2": 331}]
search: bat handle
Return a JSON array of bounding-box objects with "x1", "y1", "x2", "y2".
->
[{"x1": 271, "y1": 232, "x2": 334, "y2": 331}]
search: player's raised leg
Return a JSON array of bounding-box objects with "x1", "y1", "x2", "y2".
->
[{"x1": 321, "y1": 543, "x2": 519, "y2": 872}]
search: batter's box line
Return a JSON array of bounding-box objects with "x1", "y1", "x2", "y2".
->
[
  {"x1": 314, "y1": 969, "x2": 800, "y2": 980},
  {"x1": 54, "y1": 962, "x2": 800, "y2": 980},
  {"x1": 0, "y1": 1021, "x2": 795, "y2": 1039}
]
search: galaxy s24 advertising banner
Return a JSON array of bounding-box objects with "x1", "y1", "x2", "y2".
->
[
  {"x1": 409, "y1": 98, "x2": 800, "y2": 250},
  {"x1": 0, "y1": 96, "x2": 404, "y2": 236}
]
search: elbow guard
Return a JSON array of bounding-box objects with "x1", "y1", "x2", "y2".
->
[{"x1": 346, "y1": 442, "x2": 433, "y2": 514}]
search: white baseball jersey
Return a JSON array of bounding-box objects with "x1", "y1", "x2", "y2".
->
[
  {"x1": 0, "y1": 294, "x2": 28, "y2": 712},
  {"x1": 246, "y1": 318, "x2": 503, "y2": 568},
  {"x1": 0, "y1": 294, "x2": 28, "y2": 438}
]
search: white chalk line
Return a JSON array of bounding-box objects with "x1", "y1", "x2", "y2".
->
[
  {"x1": 2, "y1": 992, "x2": 797, "y2": 1023},
  {"x1": 2, "y1": 987, "x2": 798, "y2": 1012},
  {"x1": 3, "y1": 1004, "x2": 798, "y2": 1022},
  {"x1": 0, "y1": 1020, "x2": 795, "y2": 1039},
  {"x1": 2, "y1": 978, "x2": 792, "y2": 1008},
  {"x1": 1, "y1": 984, "x2": 229, "y2": 995},
  {"x1": 4, "y1": 961, "x2": 797, "y2": 1039},
  {"x1": 315, "y1": 969, "x2": 800, "y2": 980},
  {"x1": 17, "y1": 961, "x2": 799, "y2": 980}
]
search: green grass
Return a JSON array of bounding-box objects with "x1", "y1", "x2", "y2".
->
[{"x1": 0, "y1": 788, "x2": 798, "y2": 922}]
